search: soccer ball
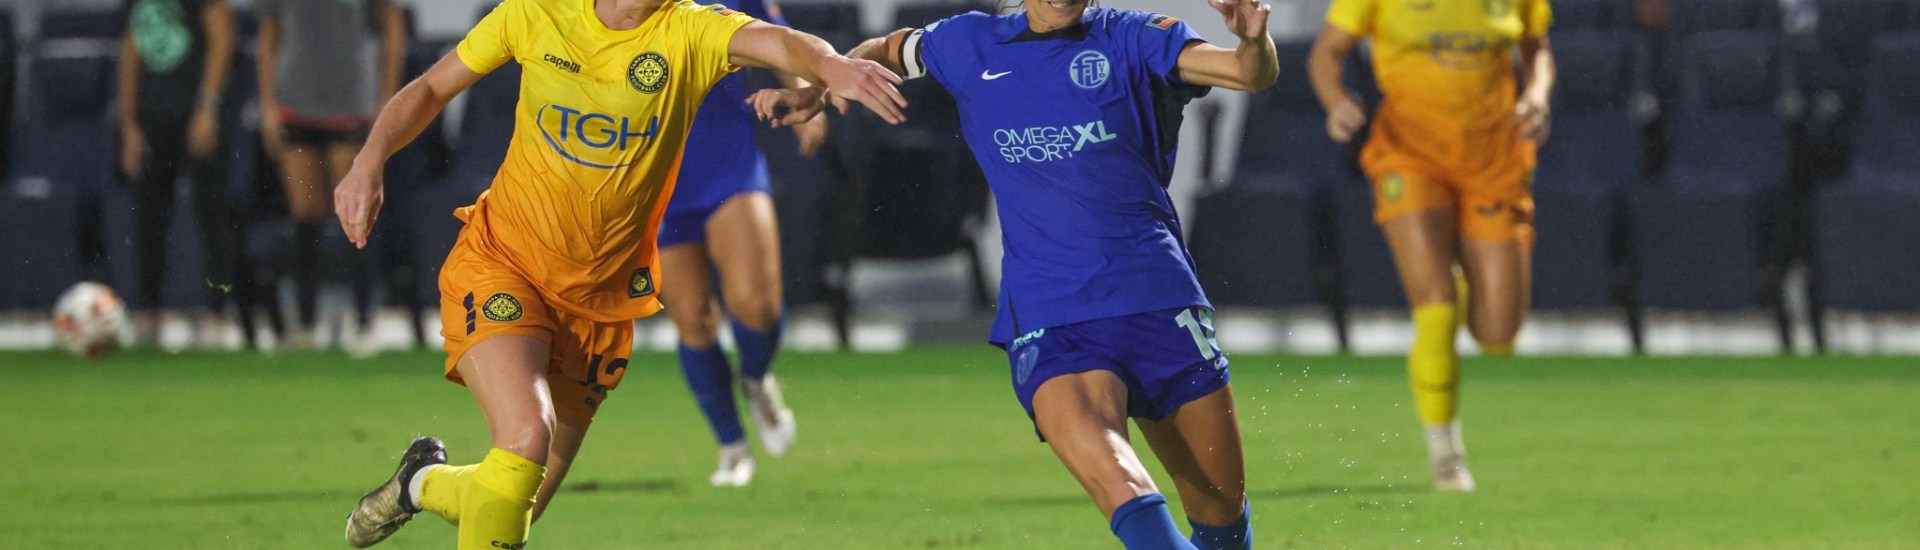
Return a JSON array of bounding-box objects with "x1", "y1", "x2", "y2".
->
[{"x1": 52, "y1": 281, "x2": 127, "y2": 358}]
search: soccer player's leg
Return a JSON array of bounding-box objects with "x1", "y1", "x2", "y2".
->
[
  {"x1": 1372, "y1": 169, "x2": 1473, "y2": 491},
  {"x1": 532, "y1": 313, "x2": 634, "y2": 517},
  {"x1": 1456, "y1": 173, "x2": 1537, "y2": 358},
  {"x1": 1139, "y1": 385, "x2": 1248, "y2": 550},
  {"x1": 345, "y1": 238, "x2": 557, "y2": 548},
  {"x1": 661, "y1": 210, "x2": 755, "y2": 486},
  {"x1": 1120, "y1": 307, "x2": 1246, "y2": 550},
  {"x1": 273, "y1": 137, "x2": 331, "y2": 348},
  {"x1": 1013, "y1": 328, "x2": 1195, "y2": 550},
  {"x1": 708, "y1": 192, "x2": 794, "y2": 458}
]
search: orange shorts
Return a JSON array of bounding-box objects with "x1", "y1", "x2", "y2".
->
[
  {"x1": 1361, "y1": 109, "x2": 1537, "y2": 243},
  {"x1": 437, "y1": 230, "x2": 634, "y2": 427}
]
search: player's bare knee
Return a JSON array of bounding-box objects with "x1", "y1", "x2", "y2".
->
[
  {"x1": 674, "y1": 317, "x2": 720, "y2": 348},
  {"x1": 722, "y1": 288, "x2": 782, "y2": 332},
  {"x1": 494, "y1": 413, "x2": 556, "y2": 464}
]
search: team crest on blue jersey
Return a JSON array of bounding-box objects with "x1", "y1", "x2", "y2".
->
[
  {"x1": 1069, "y1": 51, "x2": 1110, "y2": 89},
  {"x1": 1014, "y1": 345, "x2": 1041, "y2": 384},
  {"x1": 482, "y1": 293, "x2": 524, "y2": 322},
  {"x1": 1146, "y1": 14, "x2": 1180, "y2": 30},
  {"x1": 628, "y1": 52, "x2": 669, "y2": 94},
  {"x1": 629, "y1": 268, "x2": 655, "y2": 298}
]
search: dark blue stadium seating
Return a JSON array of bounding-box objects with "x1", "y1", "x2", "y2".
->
[
  {"x1": 1659, "y1": 0, "x2": 1782, "y2": 94},
  {"x1": 1814, "y1": 33, "x2": 1920, "y2": 312},
  {"x1": 1331, "y1": 49, "x2": 1404, "y2": 309},
  {"x1": 780, "y1": 1, "x2": 862, "y2": 51},
  {"x1": 0, "y1": 45, "x2": 117, "y2": 309},
  {"x1": 894, "y1": 1, "x2": 993, "y2": 29},
  {"x1": 1189, "y1": 41, "x2": 1336, "y2": 310},
  {"x1": 1554, "y1": 0, "x2": 1636, "y2": 29},
  {"x1": 1533, "y1": 30, "x2": 1648, "y2": 310},
  {"x1": 1632, "y1": 31, "x2": 1793, "y2": 312}
]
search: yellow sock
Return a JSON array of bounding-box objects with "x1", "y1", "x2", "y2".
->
[
  {"x1": 457, "y1": 449, "x2": 546, "y2": 550},
  {"x1": 419, "y1": 464, "x2": 477, "y2": 525},
  {"x1": 1479, "y1": 341, "x2": 1515, "y2": 357},
  {"x1": 1409, "y1": 304, "x2": 1460, "y2": 426}
]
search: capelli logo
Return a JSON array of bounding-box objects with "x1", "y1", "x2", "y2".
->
[
  {"x1": 490, "y1": 541, "x2": 527, "y2": 550},
  {"x1": 542, "y1": 53, "x2": 580, "y2": 74}
]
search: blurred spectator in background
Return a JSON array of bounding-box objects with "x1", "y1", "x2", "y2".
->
[
  {"x1": 116, "y1": 0, "x2": 238, "y2": 347},
  {"x1": 255, "y1": 0, "x2": 404, "y2": 350}
]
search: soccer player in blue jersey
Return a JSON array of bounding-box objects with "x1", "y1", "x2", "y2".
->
[
  {"x1": 659, "y1": 0, "x2": 819, "y2": 488},
  {"x1": 754, "y1": 1, "x2": 1277, "y2": 547}
]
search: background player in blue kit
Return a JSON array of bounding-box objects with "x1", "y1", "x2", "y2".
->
[
  {"x1": 659, "y1": 0, "x2": 820, "y2": 488},
  {"x1": 754, "y1": 1, "x2": 1277, "y2": 547}
]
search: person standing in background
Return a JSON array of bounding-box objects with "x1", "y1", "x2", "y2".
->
[
  {"x1": 256, "y1": 0, "x2": 406, "y2": 351},
  {"x1": 117, "y1": 0, "x2": 238, "y2": 349}
]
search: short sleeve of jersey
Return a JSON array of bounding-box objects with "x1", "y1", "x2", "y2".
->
[
  {"x1": 675, "y1": 2, "x2": 758, "y2": 83},
  {"x1": 913, "y1": 12, "x2": 989, "y2": 89},
  {"x1": 1131, "y1": 12, "x2": 1205, "y2": 83},
  {"x1": 1520, "y1": 0, "x2": 1552, "y2": 37},
  {"x1": 1325, "y1": 0, "x2": 1376, "y2": 36},
  {"x1": 456, "y1": 0, "x2": 517, "y2": 74}
]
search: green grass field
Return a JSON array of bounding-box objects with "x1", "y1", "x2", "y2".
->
[{"x1": 2, "y1": 348, "x2": 1916, "y2": 549}]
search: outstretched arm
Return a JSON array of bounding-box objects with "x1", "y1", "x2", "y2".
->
[
  {"x1": 748, "y1": 28, "x2": 913, "y2": 128},
  {"x1": 728, "y1": 22, "x2": 908, "y2": 124},
  {"x1": 334, "y1": 52, "x2": 486, "y2": 248},
  {"x1": 1175, "y1": 0, "x2": 1280, "y2": 92}
]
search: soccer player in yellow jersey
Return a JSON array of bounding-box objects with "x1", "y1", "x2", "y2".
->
[
  {"x1": 1307, "y1": 0, "x2": 1555, "y2": 491},
  {"x1": 328, "y1": 0, "x2": 906, "y2": 547}
]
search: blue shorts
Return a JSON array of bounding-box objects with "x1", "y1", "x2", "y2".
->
[
  {"x1": 659, "y1": 156, "x2": 770, "y2": 249},
  {"x1": 1005, "y1": 306, "x2": 1230, "y2": 438}
]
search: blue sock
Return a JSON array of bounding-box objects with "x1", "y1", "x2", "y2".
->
[
  {"x1": 1188, "y1": 500, "x2": 1252, "y2": 550},
  {"x1": 677, "y1": 343, "x2": 745, "y2": 445},
  {"x1": 1110, "y1": 493, "x2": 1196, "y2": 550},
  {"x1": 730, "y1": 315, "x2": 784, "y2": 381}
]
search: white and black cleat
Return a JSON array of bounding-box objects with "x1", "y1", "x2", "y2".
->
[
  {"x1": 744, "y1": 374, "x2": 797, "y2": 458},
  {"x1": 345, "y1": 436, "x2": 447, "y2": 547}
]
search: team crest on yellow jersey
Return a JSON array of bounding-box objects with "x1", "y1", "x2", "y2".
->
[
  {"x1": 629, "y1": 268, "x2": 656, "y2": 298},
  {"x1": 1381, "y1": 173, "x2": 1407, "y2": 202},
  {"x1": 482, "y1": 293, "x2": 524, "y2": 322},
  {"x1": 628, "y1": 52, "x2": 669, "y2": 94}
]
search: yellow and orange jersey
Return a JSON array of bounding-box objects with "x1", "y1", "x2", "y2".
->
[
  {"x1": 1327, "y1": 0, "x2": 1551, "y2": 130},
  {"x1": 452, "y1": 0, "x2": 756, "y2": 322}
]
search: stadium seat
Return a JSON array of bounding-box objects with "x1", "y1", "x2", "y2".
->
[
  {"x1": 1533, "y1": 30, "x2": 1648, "y2": 311},
  {"x1": 1554, "y1": 0, "x2": 1636, "y2": 29},
  {"x1": 779, "y1": 1, "x2": 862, "y2": 51},
  {"x1": 894, "y1": 1, "x2": 995, "y2": 30},
  {"x1": 0, "y1": 47, "x2": 117, "y2": 309},
  {"x1": 1813, "y1": 33, "x2": 1920, "y2": 314},
  {"x1": 1188, "y1": 41, "x2": 1337, "y2": 313},
  {"x1": 1658, "y1": 0, "x2": 1782, "y2": 95},
  {"x1": 1330, "y1": 48, "x2": 1404, "y2": 311},
  {"x1": 1630, "y1": 31, "x2": 1794, "y2": 342},
  {"x1": 0, "y1": 8, "x2": 16, "y2": 179},
  {"x1": 820, "y1": 76, "x2": 991, "y2": 346},
  {"x1": 1790, "y1": 0, "x2": 1919, "y2": 187}
]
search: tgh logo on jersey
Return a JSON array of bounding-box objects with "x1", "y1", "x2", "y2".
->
[
  {"x1": 1069, "y1": 50, "x2": 1110, "y2": 89},
  {"x1": 536, "y1": 104, "x2": 660, "y2": 169}
]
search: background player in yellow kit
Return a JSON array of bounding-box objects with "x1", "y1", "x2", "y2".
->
[
  {"x1": 1307, "y1": 0, "x2": 1554, "y2": 491},
  {"x1": 325, "y1": 0, "x2": 906, "y2": 547}
]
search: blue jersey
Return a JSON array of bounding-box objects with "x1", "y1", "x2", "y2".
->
[
  {"x1": 671, "y1": 0, "x2": 782, "y2": 213},
  {"x1": 910, "y1": 8, "x2": 1212, "y2": 344}
]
